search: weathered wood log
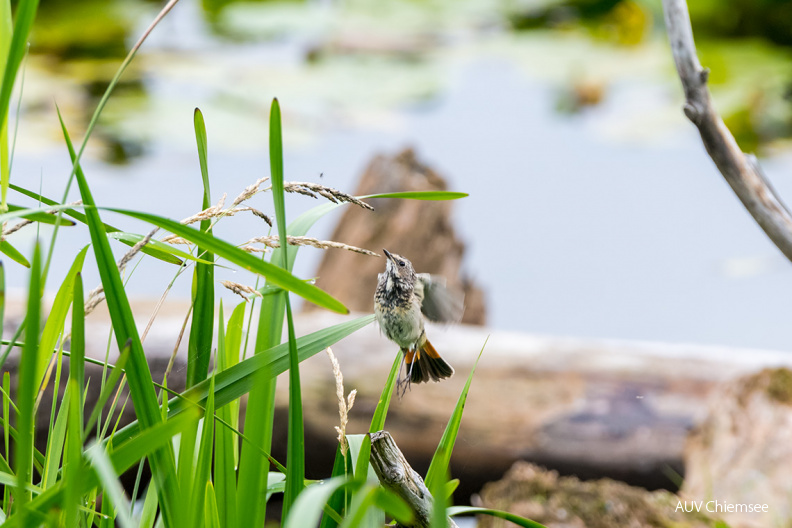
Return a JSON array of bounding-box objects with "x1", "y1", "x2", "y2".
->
[
  {"x1": 11, "y1": 299, "x2": 792, "y2": 501},
  {"x1": 369, "y1": 430, "x2": 458, "y2": 528}
]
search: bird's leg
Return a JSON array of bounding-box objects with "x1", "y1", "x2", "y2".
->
[{"x1": 397, "y1": 348, "x2": 413, "y2": 398}]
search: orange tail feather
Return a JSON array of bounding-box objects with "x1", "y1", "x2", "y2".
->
[{"x1": 408, "y1": 339, "x2": 454, "y2": 383}]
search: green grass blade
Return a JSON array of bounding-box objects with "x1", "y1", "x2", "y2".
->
[
  {"x1": 283, "y1": 476, "x2": 351, "y2": 528},
  {"x1": 194, "y1": 108, "x2": 210, "y2": 197},
  {"x1": 0, "y1": 261, "x2": 4, "y2": 344},
  {"x1": 106, "y1": 233, "x2": 187, "y2": 265},
  {"x1": 113, "y1": 315, "x2": 375, "y2": 446},
  {"x1": 214, "y1": 304, "x2": 237, "y2": 527},
  {"x1": 236, "y1": 291, "x2": 282, "y2": 527},
  {"x1": 425, "y1": 340, "x2": 486, "y2": 493},
  {"x1": 108, "y1": 207, "x2": 347, "y2": 314},
  {"x1": 204, "y1": 482, "x2": 220, "y2": 528},
  {"x1": 338, "y1": 483, "x2": 382, "y2": 528},
  {"x1": 57, "y1": 110, "x2": 180, "y2": 526},
  {"x1": 186, "y1": 107, "x2": 214, "y2": 388},
  {"x1": 188, "y1": 375, "x2": 215, "y2": 527},
  {"x1": 14, "y1": 241, "x2": 40, "y2": 524},
  {"x1": 138, "y1": 480, "x2": 159, "y2": 528},
  {"x1": 0, "y1": 0, "x2": 9, "y2": 213},
  {"x1": 86, "y1": 444, "x2": 135, "y2": 528},
  {"x1": 0, "y1": 239, "x2": 29, "y2": 267},
  {"x1": 84, "y1": 342, "x2": 131, "y2": 437},
  {"x1": 318, "y1": 444, "x2": 354, "y2": 528},
  {"x1": 447, "y1": 507, "x2": 548, "y2": 528},
  {"x1": 1, "y1": 371, "x2": 8, "y2": 512},
  {"x1": 42, "y1": 386, "x2": 69, "y2": 488},
  {"x1": 371, "y1": 487, "x2": 413, "y2": 526},
  {"x1": 429, "y1": 449, "x2": 448, "y2": 528},
  {"x1": 5, "y1": 409, "x2": 200, "y2": 527},
  {"x1": 0, "y1": 0, "x2": 40, "y2": 208},
  {"x1": 36, "y1": 245, "x2": 88, "y2": 387},
  {"x1": 5, "y1": 204, "x2": 75, "y2": 225},
  {"x1": 9, "y1": 183, "x2": 182, "y2": 265},
  {"x1": 369, "y1": 353, "x2": 401, "y2": 433},
  {"x1": 349, "y1": 353, "x2": 402, "y2": 488},
  {"x1": 269, "y1": 98, "x2": 305, "y2": 516},
  {"x1": 70, "y1": 273, "x2": 85, "y2": 413},
  {"x1": 63, "y1": 379, "x2": 83, "y2": 527}
]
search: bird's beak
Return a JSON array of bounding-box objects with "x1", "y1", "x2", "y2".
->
[{"x1": 383, "y1": 249, "x2": 394, "y2": 261}]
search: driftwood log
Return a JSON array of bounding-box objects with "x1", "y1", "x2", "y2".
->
[
  {"x1": 662, "y1": 0, "x2": 792, "y2": 262},
  {"x1": 369, "y1": 431, "x2": 458, "y2": 528},
  {"x1": 12, "y1": 300, "x2": 792, "y2": 504}
]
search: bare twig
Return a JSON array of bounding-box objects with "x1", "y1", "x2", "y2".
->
[
  {"x1": 369, "y1": 431, "x2": 458, "y2": 528},
  {"x1": 663, "y1": 0, "x2": 792, "y2": 262}
]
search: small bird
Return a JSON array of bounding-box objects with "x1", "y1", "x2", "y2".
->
[{"x1": 374, "y1": 249, "x2": 464, "y2": 393}]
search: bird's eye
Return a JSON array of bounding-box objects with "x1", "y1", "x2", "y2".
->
[{"x1": 398, "y1": 260, "x2": 405, "y2": 267}]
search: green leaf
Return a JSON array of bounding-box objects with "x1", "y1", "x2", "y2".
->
[
  {"x1": 204, "y1": 482, "x2": 221, "y2": 528},
  {"x1": 0, "y1": 0, "x2": 10, "y2": 213},
  {"x1": 425, "y1": 339, "x2": 487, "y2": 493},
  {"x1": 371, "y1": 486, "x2": 413, "y2": 526},
  {"x1": 429, "y1": 447, "x2": 448, "y2": 528},
  {"x1": 42, "y1": 385, "x2": 69, "y2": 488},
  {"x1": 186, "y1": 107, "x2": 214, "y2": 387},
  {"x1": 236, "y1": 290, "x2": 281, "y2": 526},
  {"x1": 351, "y1": 353, "x2": 402, "y2": 488},
  {"x1": 36, "y1": 245, "x2": 88, "y2": 387},
  {"x1": 8, "y1": 184, "x2": 182, "y2": 265},
  {"x1": 4, "y1": 409, "x2": 200, "y2": 527},
  {"x1": 6, "y1": 204, "x2": 75, "y2": 225},
  {"x1": 113, "y1": 315, "x2": 375, "y2": 446},
  {"x1": 283, "y1": 476, "x2": 351, "y2": 528},
  {"x1": 86, "y1": 444, "x2": 135, "y2": 528},
  {"x1": 2, "y1": 371, "x2": 9, "y2": 512},
  {"x1": 0, "y1": 0, "x2": 39, "y2": 171},
  {"x1": 108, "y1": 207, "x2": 348, "y2": 314},
  {"x1": 0, "y1": 239, "x2": 29, "y2": 267},
  {"x1": 106, "y1": 232, "x2": 188, "y2": 265},
  {"x1": 84, "y1": 341, "x2": 131, "y2": 437},
  {"x1": 15, "y1": 242, "x2": 41, "y2": 520},
  {"x1": 70, "y1": 272, "x2": 85, "y2": 415},
  {"x1": 190, "y1": 375, "x2": 216, "y2": 527},
  {"x1": 63, "y1": 379, "x2": 83, "y2": 527},
  {"x1": 369, "y1": 353, "x2": 401, "y2": 433},
  {"x1": 269, "y1": 98, "x2": 306, "y2": 517},
  {"x1": 214, "y1": 303, "x2": 238, "y2": 527},
  {"x1": 58, "y1": 110, "x2": 180, "y2": 526},
  {"x1": 319, "y1": 444, "x2": 354, "y2": 528},
  {"x1": 447, "y1": 506, "x2": 548, "y2": 528},
  {"x1": 138, "y1": 480, "x2": 158, "y2": 528}
]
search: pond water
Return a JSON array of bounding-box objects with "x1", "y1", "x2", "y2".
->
[{"x1": 8, "y1": 0, "x2": 792, "y2": 351}]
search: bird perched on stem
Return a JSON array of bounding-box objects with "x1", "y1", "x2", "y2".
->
[{"x1": 374, "y1": 249, "x2": 464, "y2": 394}]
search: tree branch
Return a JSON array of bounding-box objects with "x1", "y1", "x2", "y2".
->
[
  {"x1": 369, "y1": 431, "x2": 459, "y2": 528},
  {"x1": 662, "y1": 0, "x2": 792, "y2": 262}
]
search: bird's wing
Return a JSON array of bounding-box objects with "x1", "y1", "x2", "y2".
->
[{"x1": 416, "y1": 273, "x2": 465, "y2": 324}]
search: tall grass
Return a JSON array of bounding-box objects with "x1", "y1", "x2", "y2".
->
[{"x1": 0, "y1": 0, "x2": 547, "y2": 527}]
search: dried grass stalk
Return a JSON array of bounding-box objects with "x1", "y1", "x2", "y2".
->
[
  {"x1": 327, "y1": 347, "x2": 356, "y2": 457},
  {"x1": 243, "y1": 235, "x2": 379, "y2": 257},
  {"x1": 283, "y1": 182, "x2": 374, "y2": 211},
  {"x1": 221, "y1": 280, "x2": 264, "y2": 301}
]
